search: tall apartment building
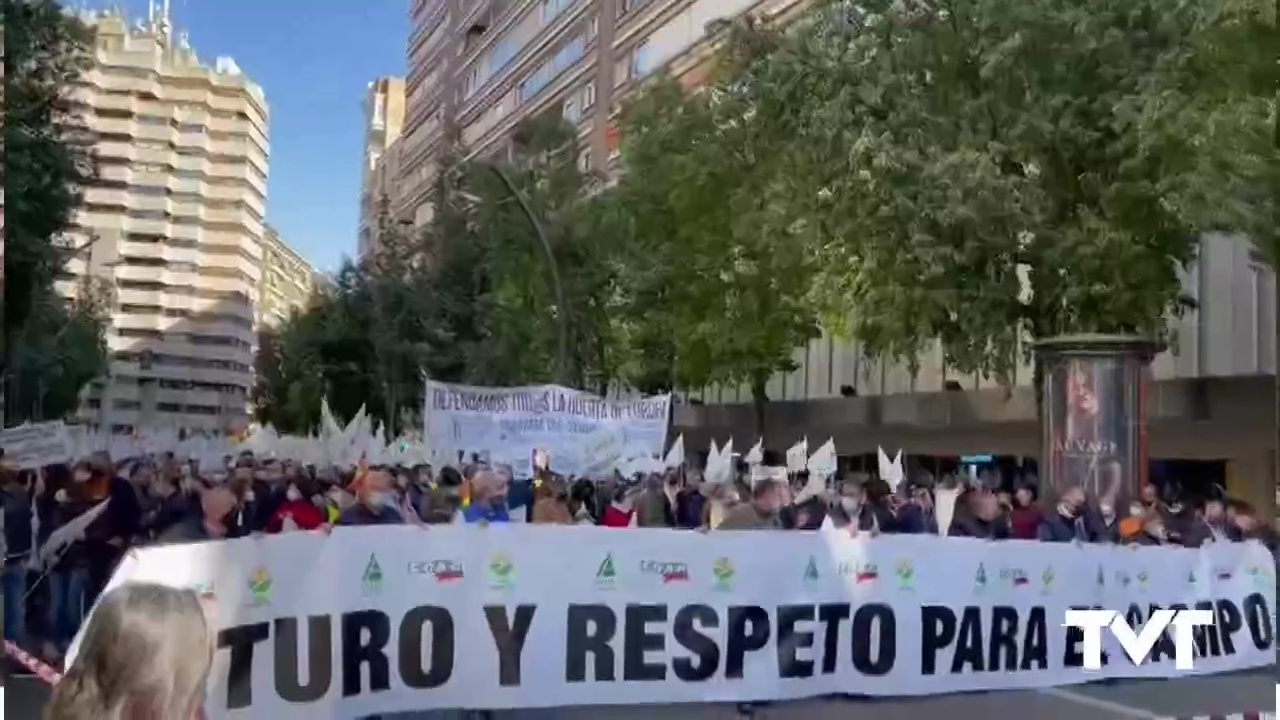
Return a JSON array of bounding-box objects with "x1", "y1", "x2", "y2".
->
[
  {"x1": 63, "y1": 7, "x2": 269, "y2": 435},
  {"x1": 259, "y1": 226, "x2": 323, "y2": 327},
  {"x1": 358, "y1": 77, "x2": 406, "y2": 258},
  {"x1": 382, "y1": 0, "x2": 803, "y2": 234}
]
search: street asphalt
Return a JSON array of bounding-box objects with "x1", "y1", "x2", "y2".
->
[{"x1": 5, "y1": 666, "x2": 1275, "y2": 719}]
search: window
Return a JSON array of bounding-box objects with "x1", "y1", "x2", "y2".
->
[
  {"x1": 137, "y1": 115, "x2": 169, "y2": 127},
  {"x1": 586, "y1": 13, "x2": 599, "y2": 41},
  {"x1": 631, "y1": 40, "x2": 653, "y2": 78},
  {"x1": 563, "y1": 96, "x2": 579, "y2": 122},
  {"x1": 464, "y1": 64, "x2": 483, "y2": 98},
  {"x1": 128, "y1": 209, "x2": 167, "y2": 220},
  {"x1": 113, "y1": 400, "x2": 142, "y2": 411},
  {"x1": 177, "y1": 123, "x2": 207, "y2": 134},
  {"x1": 618, "y1": 0, "x2": 653, "y2": 16},
  {"x1": 582, "y1": 82, "x2": 596, "y2": 109},
  {"x1": 542, "y1": 0, "x2": 573, "y2": 23},
  {"x1": 577, "y1": 149, "x2": 592, "y2": 173},
  {"x1": 129, "y1": 185, "x2": 168, "y2": 197}
]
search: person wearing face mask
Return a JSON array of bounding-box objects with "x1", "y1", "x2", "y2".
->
[
  {"x1": 462, "y1": 470, "x2": 511, "y2": 524},
  {"x1": 1037, "y1": 486, "x2": 1103, "y2": 543},
  {"x1": 948, "y1": 488, "x2": 1011, "y2": 539},
  {"x1": 717, "y1": 478, "x2": 786, "y2": 531},
  {"x1": 1182, "y1": 497, "x2": 1242, "y2": 547},
  {"x1": 268, "y1": 478, "x2": 325, "y2": 533},
  {"x1": 895, "y1": 478, "x2": 939, "y2": 535},
  {"x1": 338, "y1": 470, "x2": 405, "y2": 526}
]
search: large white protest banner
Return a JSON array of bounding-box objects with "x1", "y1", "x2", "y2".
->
[
  {"x1": 422, "y1": 380, "x2": 671, "y2": 477},
  {"x1": 0, "y1": 421, "x2": 73, "y2": 469},
  {"x1": 78, "y1": 530, "x2": 1275, "y2": 719}
]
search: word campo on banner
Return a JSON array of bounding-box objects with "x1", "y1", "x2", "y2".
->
[{"x1": 77, "y1": 529, "x2": 1277, "y2": 719}]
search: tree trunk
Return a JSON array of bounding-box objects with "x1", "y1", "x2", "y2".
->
[{"x1": 750, "y1": 372, "x2": 769, "y2": 438}]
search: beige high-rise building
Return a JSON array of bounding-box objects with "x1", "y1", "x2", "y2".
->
[
  {"x1": 358, "y1": 77, "x2": 407, "y2": 258},
  {"x1": 62, "y1": 7, "x2": 269, "y2": 435},
  {"x1": 380, "y1": 0, "x2": 805, "y2": 232},
  {"x1": 259, "y1": 226, "x2": 324, "y2": 328}
]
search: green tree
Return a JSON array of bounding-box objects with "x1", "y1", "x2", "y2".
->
[
  {"x1": 613, "y1": 51, "x2": 832, "y2": 428},
  {"x1": 753, "y1": 0, "x2": 1277, "y2": 388},
  {"x1": 2, "y1": 0, "x2": 106, "y2": 424}
]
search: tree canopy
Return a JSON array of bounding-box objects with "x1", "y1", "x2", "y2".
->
[
  {"x1": 2, "y1": 0, "x2": 108, "y2": 423},
  {"x1": 255, "y1": 0, "x2": 1276, "y2": 430}
]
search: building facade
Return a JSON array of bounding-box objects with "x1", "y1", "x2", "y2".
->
[
  {"x1": 387, "y1": 0, "x2": 804, "y2": 231},
  {"x1": 259, "y1": 226, "x2": 323, "y2": 328},
  {"x1": 63, "y1": 8, "x2": 269, "y2": 435},
  {"x1": 358, "y1": 77, "x2": 406, "y2": 258}
]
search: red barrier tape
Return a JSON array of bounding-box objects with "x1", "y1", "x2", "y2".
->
[{"x1": 4, "y1": 640, "x2": 63, "y2": 686}]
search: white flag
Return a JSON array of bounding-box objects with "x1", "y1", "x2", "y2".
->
[
  {"x1": 744, "y1": 438, "x2": 763, "y2": 466},
  {"x1": 785, "y1": 438, "x2": 808, "y2": 474},
  {"x1": 663, "y1": 435, "x2": 685, "y2": 469}
]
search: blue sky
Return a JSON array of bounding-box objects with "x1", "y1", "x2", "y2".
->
[{"x1": 104, "y1": 0, "x2": 408, "y2": 273}]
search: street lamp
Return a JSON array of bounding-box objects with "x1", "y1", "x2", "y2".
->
[{"x1": 481, "y1": 163, "x2": 571, "y2": 386}]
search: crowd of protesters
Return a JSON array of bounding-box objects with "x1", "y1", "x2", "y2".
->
[{"x1": 2, "y1": 447, "x2": 1277, "y2": 679}]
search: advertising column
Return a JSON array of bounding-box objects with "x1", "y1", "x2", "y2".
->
[{"x1": 1035, "y1": 334, "x2": 1157, "y2": 510}]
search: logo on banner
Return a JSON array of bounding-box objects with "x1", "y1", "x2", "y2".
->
[
  {"x1": 595, "y1": 553, "x2": 617, "y2": 589},
  {"x1": 362, "y1": 554, "x2": 383, "y2": 596},
  {"x1": 1214, "y1": 567, "x2": 1233, "y2": 581},
  {"x1": 1115, "y1": 571, "x2": 1132, "y2": 588},
  {"x1": 1062, "y1": 609, "x2": 1215, "y2": 671},
  {"x1": 712, "y1": 557, "x2": 735, "y2": 591},
  {"x1": 1040, "y1": 567, "x2": 1055, "y2": 595},
  {"x1": 804, "y1": 556, "x2": 820, "y2": 584},
  {"x1": 640, "y1": 560, "x2": 689, "y2": 584},
  {"x1": 1137, "y1": 570, "x2": 1150, "y2": 591},
  {"x1": 410, "y1": 559, "x2": 465, "y2": 583},
  {"x1": 489, "y1": 554, "x2": 515, "y2": 589},
  {"x1": 1187, "y1": 569, "x2": 1198, "y2": 585},
  {"x1": 894, "y1": 559, "x2": 914, "y2": 591},
  {"x1": 247, "y1": 567, "x2": 271, "y2": 606},
  {"x1": 1248, "y1": 565, "x2": 1270, "y2": 589},
  {"x1": 1000, "y1": 567, "x2": 1029, "y2": 588},
  {"x1": 974, "y1": 563, "x2": 988, "y2": 591},
  {"x1": 840, "y1": 561, "x2": 878, "y2": 584}
]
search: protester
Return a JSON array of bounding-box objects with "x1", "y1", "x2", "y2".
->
[
  {"x1": 634, "y1": 474, "x2": 676, "y2": 527},
  {"x1": 948, "y1": 488, "x2": 1011, "y2": 539},
  {"x1": 462, "y1": 470, "x2": 510, "y2": 524},
  {"x1": 267, "y1": 476, "x2": 325, "y2": 532},
  {"x1": 1183, "y1": 497, "x2": 1243, "y2": 547},
  {"x1": 45, "y1": 583, "x2": 212, "y2": 720},
  {"x1": 1, "y1": 466, "x2": 33, "y2": 644},
  {"x1": 600, "y1": 485, "x2": 636, "y2": 527},
  {"x1": 717, "y1": 478, "x2": 785, "y2": 530},
  {"x1": 1007, "y1": 483, "x2": 1042, "y2": 540},
  {"x1": 159, "y1": 486, "x2": 237, "y2": 544},
  {"x1": 895, "y1": 478, "x2": 938, "y2": 534},
  {"x1": 1037, "y1": 486, "x2": 1104, "y2": 543},
  {"x1": 338, "y1": 469, "x2": 404, "y2": 526},
  {"x1": 531, "y1": 479, "x2": 573, "y2": 524},
  {"x1": 568, "y1": 479, "x2": 598, "y2": 525}
]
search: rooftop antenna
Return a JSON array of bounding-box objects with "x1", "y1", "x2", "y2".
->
[{"x1": 159, "y1": 0, "x2": 172, "y2": 46}]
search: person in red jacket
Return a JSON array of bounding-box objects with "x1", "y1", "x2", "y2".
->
[
  {"x1": 600, "y1": 485, "x2": 636, "y2": 527},
  {"x1": 267, "y1": 478, "x2": 325, "y2": 533}
]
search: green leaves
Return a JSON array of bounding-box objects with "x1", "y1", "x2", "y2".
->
[
  {"x1": 2, "y1": 0, "x2": 105, "y2": 424},
  {"x1": 744, "y1": 0, "x2": 1276, "y2": 382}
]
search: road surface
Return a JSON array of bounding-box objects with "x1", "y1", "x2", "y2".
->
[{"x1": 6, "y1": 667, "x2": 1274, "y2": 719}]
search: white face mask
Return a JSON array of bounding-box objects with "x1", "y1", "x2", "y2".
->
[
  {"x1": 285, "y1": 485, "x2": 302, "y2": 502},
  {"x1": 369, "y1": 491, "x2": 396, "y2": 509},
  {"x1": 840, "y1": 497, "x2": 860, "y2": 514}
]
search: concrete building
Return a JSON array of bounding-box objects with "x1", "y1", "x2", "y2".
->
[
  {"x1": 385, "y1": 0, "x2": 804, "y2": 232},
  {"x1": 62, "y1": 6, "x2": 269, "y2": 436},
  {"x1": 259, "y1": 226, "x2": 323, "y2": 328},
  {"x1": 358, "y1": 77, "x2": 406, "y2": 258}
]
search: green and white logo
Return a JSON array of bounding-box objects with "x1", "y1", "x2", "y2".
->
[
  {"x1": 362, "y1": 554, "x2": 383, "y2": 596},
  {"x1": 803, "y1": 556, "x2": 820, "y2": 583},
  {"x1": 596, "y1": 553, "x2": 617, "y2": 589}
]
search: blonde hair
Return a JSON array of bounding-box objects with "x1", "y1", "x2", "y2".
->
[{"x1": 47, "y1": 583, "x2": 213, "y2": 720}]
